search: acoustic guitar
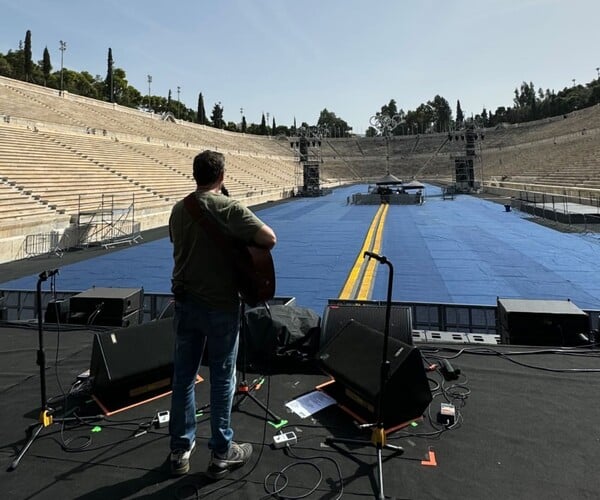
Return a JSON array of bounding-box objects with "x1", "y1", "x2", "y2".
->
[
  {"x1": 183, "y1": 193, "x2": 276, "y2": 307},
  {"x1": 231, "y1": 243, "x2": 276, "y2": 307}
]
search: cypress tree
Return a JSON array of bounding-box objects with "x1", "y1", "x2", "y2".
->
[
  {"x1": 24, "y1": 30, "x2": 33, "y2": 82},
  {"x1": 260, "y1": 113, "x2": 267, "y2": 135},
  {"x1": 456, "y1": 100, "x2": 464, "y2": 129},
  {"x1": 42, "y1": 46, "x2": 51, "y2": 86},
  {"x1": 197, "y1": 92, "x2": 207, "y2": 124},
  {"x1": 272, "y1": 116, "x2": 276, "y2": 135},
  {"x1": 241, "y1": 116, "x2": 247, "y2": 133},
  {"x1": 105, "y1": 48, "x2": 114, "y2": 102}
]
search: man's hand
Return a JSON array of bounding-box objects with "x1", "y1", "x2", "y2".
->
[{"x1": 253, "y1": 224, "x2": 277, "y2": 250}]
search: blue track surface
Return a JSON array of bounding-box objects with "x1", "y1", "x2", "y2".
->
[{"x1": 2, "y1": 184, "x2": 600, "y2": 315}]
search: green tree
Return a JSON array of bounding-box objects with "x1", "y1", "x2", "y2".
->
[
  {"x1": 225, "y1": 121, "x2": 238, "y2": 132},
  {"x1": 0, "y1": 53, "x2": 13, "y2": 77},
  {"x1": 481, "y1": 108, "x2": 489, "y2": 127},
  {"x1": 24, "y1": 30, "x2": 33, "y2": 82},
  {"x1": 260, "y1": 113, "x2": 267, "y2": 135},
  {"x1": 7, "y1": 45, "x2": 24, "y2": 80},
  {"x1": 241, "y1": 115, "x2": 247, "y2": 133},
  {"x1": 109, "y1": 67, "x2": 141, "y2": 107},
  {"x1": 380, "y1": 99, "x2": 398, "y2": 118},
  {"x1": 317, "y1": 108, "x2": 351, "y2": 137},
  {"x1": 196, "y1": 92, "x2": 207, "y2": 124},
  {"x1": 210, "y1": 102, "x2": 224, "y2": 128},
  {"x1": 42, "y1": 46, "x2": 51, "y2": 86},
  {"x1": 272, "y1": 116, "x2": 276, "y2": 134},
  {"x1": 246, "y1": 122, "x2": 262, "y2": 135},
  {"x1": 365, "y1": 126, "x2": 378, "y2": 137},
  {"x1": 105, "y1": 48, "x2": 114, "y2": 102},
  {"x1": 428, "y1": 95, "x2": 452, "y2": 132},
  {"x1": 456, "y1": 100, "x2": 464, "y2": 129}
]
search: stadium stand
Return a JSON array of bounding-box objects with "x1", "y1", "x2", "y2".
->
[
  {"x1": 0, "y1": 76, "x2": 298, "y2": 262},
  {"x1": 1, "y1": 72, "x2": 600, "y2": 262}
]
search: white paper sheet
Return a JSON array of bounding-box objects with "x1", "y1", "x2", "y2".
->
[{"x1": 285, "y1": 390, "x2": 337, "y2": 418}]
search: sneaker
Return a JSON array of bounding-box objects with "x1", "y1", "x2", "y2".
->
[
  {"x1": 206, "y1": 442, "x2": 253, "y2": 480},
  {"x1": 170, "y1": 441, "x2": 196, "y2": 476}
]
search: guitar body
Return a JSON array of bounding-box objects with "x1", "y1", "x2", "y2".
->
[
  {"x1": 183, "y1": 193, "x2": 275, "y2": 306},
  {"x1": 233, "y1": 245, "x2": 276, "y2": 307}
]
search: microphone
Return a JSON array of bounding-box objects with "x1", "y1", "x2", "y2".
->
[
  {"x1": 363, "y1": 251, "x2": 387, "y2": 263},
  {"x1": 38, "y1": 269, "x2": 59, "y2": 280}
]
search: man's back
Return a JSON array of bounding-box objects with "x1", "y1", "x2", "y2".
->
[{"x1": 170, "y1": 190, "x2": 264, "y2": 310}]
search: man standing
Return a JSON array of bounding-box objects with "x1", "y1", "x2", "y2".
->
[{"x1": 168, "y1": 150, "x2": 276, "y2": 479}]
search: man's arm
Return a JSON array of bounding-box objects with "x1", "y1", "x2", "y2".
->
[{"x1": 253, "y1": 224, "x2": 277, "y2": 249}]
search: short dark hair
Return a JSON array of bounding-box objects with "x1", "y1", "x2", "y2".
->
[{"x1": 193, "y1": 150, "x2": 225, "y2": 186}]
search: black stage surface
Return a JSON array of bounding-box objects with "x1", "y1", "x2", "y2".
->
[{"x1": 1, "y1": 319, "x2": 599, "y2": 499}]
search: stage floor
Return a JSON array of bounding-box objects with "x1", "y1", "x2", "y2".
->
[{"x1": 1, "y1": 322, "x2": 599, "y2": 499}]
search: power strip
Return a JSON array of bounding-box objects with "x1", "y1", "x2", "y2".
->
[{"x1": 273, "y1": 431, "x2": 297, "y2": 449}]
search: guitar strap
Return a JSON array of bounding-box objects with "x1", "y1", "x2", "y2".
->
[
  {"x1": 183, "y1": 192, "x2": 235, "y2": 254},
  {"x1": 183, "y1": 191, "x2": 275, "y2": 307}
]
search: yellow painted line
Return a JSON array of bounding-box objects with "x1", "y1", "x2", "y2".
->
[
  {"x1": 338, "y1": 204, "x2": 385, "y2": 299},
  {"x1": 357, "y1": 203, "x2": 389, "y2": 300}
]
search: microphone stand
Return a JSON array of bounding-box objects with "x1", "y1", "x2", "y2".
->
[
  {"x1": 233, "y1": 301, "x2": 286, "y2": 429},
  {"x1": 325, "y1": 251, "x2": 403, "y2": 500},
  {"x1": 8, "y1": 270, "x2": 100, "y2": 471}
]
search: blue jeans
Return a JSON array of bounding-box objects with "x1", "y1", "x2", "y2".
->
[{"x1": 169, "y1": 296, "x2": 240, "y2": 455}]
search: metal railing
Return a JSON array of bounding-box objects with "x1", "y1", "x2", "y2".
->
[{"x1": 2, "y1": 290, "x2": 598, "y2": 340}]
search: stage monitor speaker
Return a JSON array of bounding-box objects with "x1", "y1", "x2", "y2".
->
[
  {"x1": 90, "y1": 318, "x2": 174, "y2": 413},
  {"x1": 322, "y1": 302, "x2": 413, "y2": 347},
  {"x1": 318, "y1": 319, "x2": 432, "y2": 428},
  {"x1": 497, "y1": 298, "x2": 589, "y2": 346},
  {"x1": 69, "y1": 287, "x2": 143, "y2": 326},
  {"x1": 44, "y1": 299, "x2": 70, "y2": 324}
]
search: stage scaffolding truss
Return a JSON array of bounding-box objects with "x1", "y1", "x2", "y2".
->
[
  {"x1": 75, "y1": 194, "x2": 142, "y2": 248},
  {"x1": 290, "y1": 132, "x2": 330, "y2": 197}
]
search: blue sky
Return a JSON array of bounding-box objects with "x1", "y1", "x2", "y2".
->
[{"x1": 1, "y1": 0, "x2": 599, "y2": 134}]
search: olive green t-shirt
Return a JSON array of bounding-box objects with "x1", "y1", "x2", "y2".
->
[{"x1": 169, "y1": 191, "x2": 265, "y2": 310}]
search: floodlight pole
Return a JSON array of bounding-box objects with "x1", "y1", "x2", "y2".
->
[
  {"x1": 59, "y1": 40, "x2": 67, "y2": 96},
  {"x1": 147, "y1": 74, "x2": 152, "y2": 110}
]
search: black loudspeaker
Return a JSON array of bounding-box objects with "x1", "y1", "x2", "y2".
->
[
  {"x1": 318, "y1": 320, "x2": 432, "y2": 428},
  {"x1": 322, "y1": 302, "x2": 413, "y2": 347},
  {"x1": 44, "y1": 299, "x2": 70, "y2": 324},
  {"x1": 497, "y1": 298, "x2": 589, "y2": 346},
  {"x1": 90, "y1": 318, "x2": 174, "y2": 413},
  {"x1": 303, "y1": 163, "x2": 320, "y2": 191},
  {"x1": 69, "y1": 287, "x2": 143, "y2": 326}
]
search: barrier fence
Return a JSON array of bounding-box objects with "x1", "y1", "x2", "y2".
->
[{"x1": 1, "y1": 290, "x2": 598, "y2": 339}]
